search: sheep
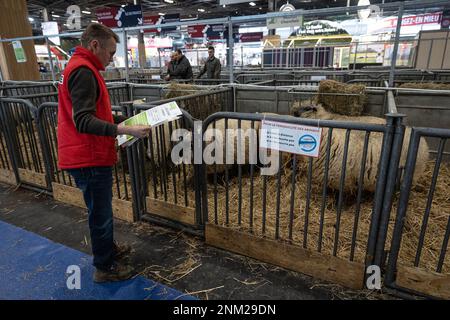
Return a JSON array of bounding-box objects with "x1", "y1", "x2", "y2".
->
[
  {"x1": 203, "y1": 118, "x2": 261, "y2": 175},
  {"x1": 289, "y1": 103, "x2": 429, "y2": 193}
]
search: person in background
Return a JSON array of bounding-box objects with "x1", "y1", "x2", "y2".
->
[
  {"x1": 57, "y1": 23, "x2": 151, "y2": 283},
  {"x1": 166, "y1": 49, "x2": 193, "y2": 80},
  {"x1": 38, "y1": 62, "x2": 47, "y2": 73},
  {"x1": 197, "y1": 46, "x2": 221, "y2": 79},
  {"x1": 164, "y1": 51, "x2": 178, "y2": 81}
]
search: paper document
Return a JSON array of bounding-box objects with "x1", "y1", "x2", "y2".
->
[{"x1": 117, "y1": 101, "x2": 182, "y2": 147}]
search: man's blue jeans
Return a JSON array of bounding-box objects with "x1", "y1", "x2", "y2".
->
[{"x1": 67, "y1": 166, "x2": 114, "y2": 271}]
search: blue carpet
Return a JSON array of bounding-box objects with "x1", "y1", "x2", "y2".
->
[{"x1": 0, "y1": 220, "x2": 195, "y2": 300}]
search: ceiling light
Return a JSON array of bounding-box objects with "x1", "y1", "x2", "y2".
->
[
  {"x1": 249, "y1": 2, "x2": 256, "y2": 6},
  {"x1": 198, "y1": 8, "x2": 205, "y2": 12},
  {"x1": 82, "y1": 10, "x2": 91, "y2": 14},
  {"x1": 222, "y1": 4, "x2": 226, "y2": 7},
  {"x1": 158, "y1": 12, "x2": 165, "y2": 16},
  {"x1": 28, "y1": 17, "x2": 34, "y2": 22},
  {"x1": 52, "y1": 14, "x2": 60, "y2": 18},
  {"x1": 91, "y1": 20, "x2": 99, "y2": 23},
  {"x1": 164, "y1": 0, "x2": 174, "y2": 3}
]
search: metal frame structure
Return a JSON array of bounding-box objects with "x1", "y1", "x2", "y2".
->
[{"x1": 2, "y1": 1, "x2": 450, "y2": 83}]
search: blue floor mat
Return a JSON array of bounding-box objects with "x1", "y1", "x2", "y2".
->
[{"x1": 0, "y1": 220, "x2": 195, "y2": 300}]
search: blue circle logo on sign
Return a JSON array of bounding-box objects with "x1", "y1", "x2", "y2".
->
[{"x1": 298, "y1": 134, "x2": 317, "y2": 153}]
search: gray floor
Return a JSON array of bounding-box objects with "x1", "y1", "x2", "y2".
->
[{"x1": 0, "y1": 182, "x2": 395, "y2": 300}]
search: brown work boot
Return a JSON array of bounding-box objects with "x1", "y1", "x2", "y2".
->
[
  {"x1": 93, "y1": 262, "x2": 135, "y2": 283},
  {"x1": 113, "y1": 241, "x2": 132, "y2": 261}
]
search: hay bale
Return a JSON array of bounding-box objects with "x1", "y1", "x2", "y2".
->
[
  {"x1": 290, "y1": 104, "x2": 429, "y2": 193},
  {"x1": 164, "y1": 83, "x2": 201, "y2": 99},
  {"x1": 163, "y1": 83, "x2": 223, "y2": 120},
  {"x1": 317, "y1": 80, "x2": 367, "y2": 116},
  {"x1": 398, "y1": 82, "x2": 450, "y2": 90}
]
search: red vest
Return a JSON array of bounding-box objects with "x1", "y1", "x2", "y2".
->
[{"x1": 57, "y1": 46, "x2": 117, "y2": 169}]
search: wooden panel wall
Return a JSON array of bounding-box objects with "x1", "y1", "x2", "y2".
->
[{"x1": 0, "y1": 0, "x2": 40, "y2": 80}]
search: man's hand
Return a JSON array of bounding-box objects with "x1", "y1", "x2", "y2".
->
[{"x1": 117, "y1": 124, "x2": 151, "y2": 139}]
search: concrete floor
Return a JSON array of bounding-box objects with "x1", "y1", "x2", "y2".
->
[{"x1": 0, "y1": 182, "x2": 396, "y2": 300}]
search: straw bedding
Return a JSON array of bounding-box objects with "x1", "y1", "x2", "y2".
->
[{"x1": 205, "y1": 159, "x2": 450, "y2": 272}]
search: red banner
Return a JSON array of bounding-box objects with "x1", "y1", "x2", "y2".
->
[
  {"x1": 238, "y1": 32, "x2": 263, "y2": 43},
  {"x1": 95, "y1": 7, "x2": 119, "y2": 28},
  {"x1": 187, "y1": 25, "x2": 206, "y2": 38},
  {"x1": 384, "y1": 12, "x2": 442, "y2": 28},
  {"x1": 143, "y1": 15, "x2": 163, "y2": 33}
]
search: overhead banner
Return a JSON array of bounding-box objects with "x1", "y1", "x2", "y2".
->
[
  {"x1": 96, "y1": 7, "x2": 119, "y2": 28},
  {"x1": 143, "y1": 15, "x2": 163, "y2": 33},
  {"x1": 237, "y1": 32, "x2": 263, "y2": 42},
  {"x1": 383, "y1": 12, "x2": 442, "y2": 28},
  {"x1": 188, "y1": 25, "x2": 206, "y2": 38},
  {"x1": 96, "y1": 5, "x2": 143, "y2": 28},
  {"x1": 267, "y1": 14, "x2": 303, "y2": 29},
  {"x1": 115, "y1": 5, "x2": 143, "y2": 28},
  {"x1": 205, "y1": 24, "x2": 225, "y2": 39}
]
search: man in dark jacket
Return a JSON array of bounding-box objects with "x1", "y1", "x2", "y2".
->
[
  {"x1": 167, "y1": 49, "x2": 193, "y2": 80},
  {"x1": 165, "y1": 51, "x2": 177, "y2": 81},
  {"x1": 197, "y1": 46, "x2": 221, "y2": 79}
]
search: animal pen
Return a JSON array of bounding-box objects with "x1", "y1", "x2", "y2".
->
[{"x1": 1, "y1": 78, "x2": 450, "y2": 299}]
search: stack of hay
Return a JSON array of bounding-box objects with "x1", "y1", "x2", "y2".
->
[
  {"x1": 398, "y1": 82, "x2": 450, "y2": 90},
  {"x1": 316, "y1": 80, "x2": 367, "y2": 116},
  {"x1": 163, "y1": 83, "x2": 222, "y2": 120},
  {"x1": 164, "y1": 83, "x2": 203, "y2": 99}
]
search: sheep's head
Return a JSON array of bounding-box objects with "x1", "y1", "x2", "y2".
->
[{"x1": 291, "y1": 104, "x2": 318, "y2": 118}]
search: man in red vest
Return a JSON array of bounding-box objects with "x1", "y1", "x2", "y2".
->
[{"x1": 58, "y1": 23, "x2": 150, "y2": 282}]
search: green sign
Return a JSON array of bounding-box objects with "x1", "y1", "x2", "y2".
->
[{"x1": 12, "y1": 41, "x2": 26, "y2": 63}]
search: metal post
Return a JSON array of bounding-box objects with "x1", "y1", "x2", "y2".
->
[
  {"x1": 365, "y1": 115, "x2": 395, "y2": 266},
  {"x1": 353, "y1": 42, "x2": 358, "y2": 71},
  {"x1": 228, "y1": 20, "x2": 234, "y2": 83},
  {"x1": 46, "y1": 38, "x2": 56, "y2": 82},
  {"x1": 123, "y1": 29, "x2": 130, "y2": 82},
  {"x1": 158, "y1": 49, "x2": 162, "y2": 72},
  {"x1": 241, "y1": 45, "x2": 244, "y2": 69},
  {"x1": 374, "y1": 114, "x2": 406, "y2": 268},
  {"x1": 389, "y1": 3, "x2": 404, "y2": 87}
]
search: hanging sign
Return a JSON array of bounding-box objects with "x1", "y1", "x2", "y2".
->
[
  {"x1": 267, "y1": 14, "x2": 303, "y2": 29},
  {"x1": 188, "y1": 25, "x2": 206, "y2": 38},
  {"x1": 42, "y1": 21, "x2": 60, "y2": 46},
  {"x1": 237, "y1": 32, "x2": 263, "y2": 42},
  {"x1": 143, "y1": 15, "x2": 163, "y2": 33},
  {"x1": 12, "y1": 41, "x2": 27, "y2": 63},
  {"x1": 115, "y1": 5, "x2": 143, "y2": 28},
  {"x1": 260, "y1": 120, "x2": 322, "y2": 158},
  {"x1": 205, "y1": 24, "x2": 225, "y2": 39},
  {"x1": 96, "y1": 7, "x2": 119, "y2": 28}
]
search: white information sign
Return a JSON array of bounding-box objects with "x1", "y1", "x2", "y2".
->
[
  {"x1": 117, "y1": 101, "x2": 182, "y2": 147},
  {"x1": 42, "y1": 21, "x2": 60, "y2": 45},
  {"x1": 260, "y1": 120, "x2": 322, "y2": 158}
]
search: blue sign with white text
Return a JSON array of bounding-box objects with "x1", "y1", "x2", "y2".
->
[{"x1": 115, "y1": 5, "x2": 143, "y2": 28}]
